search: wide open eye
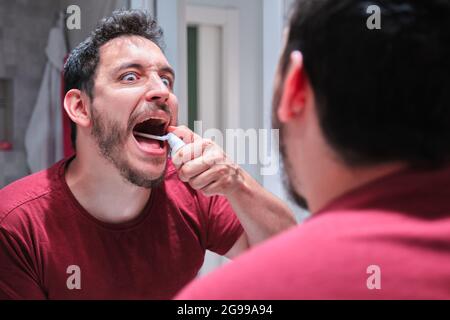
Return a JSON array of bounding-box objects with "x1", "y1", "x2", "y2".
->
[
  {"x1": 161, "y1": 76, "x2": 173, "y2": 89},
  {"x1": 121, "y1": 72, "x2": 139, "y2": 82}
]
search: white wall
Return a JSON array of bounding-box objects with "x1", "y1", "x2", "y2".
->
[
  {"x1": 186, "y1": 0, "x2": 263, "y2": 182},
  {"x1": 156, "y1": 0, "x2": 188, "y2": 127},
  {"x1": 60, "y1": 0, "x2": 129, "y2": 50}
]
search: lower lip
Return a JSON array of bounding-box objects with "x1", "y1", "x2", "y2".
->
[{"x1": 132, "y1": 134, "x2": 167, "y2": 156}]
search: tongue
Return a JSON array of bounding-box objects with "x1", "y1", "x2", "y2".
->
[{"x1": 135, "y1": 135, "x2": 161, "y2": 152}]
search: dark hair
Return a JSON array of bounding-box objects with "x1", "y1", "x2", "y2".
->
[
  {"x1": 63, "y1": 9, "x2": 164, "y2": 150},
  {"x1": 280, "y1": 0, "x2": 450, "y2": 168}
]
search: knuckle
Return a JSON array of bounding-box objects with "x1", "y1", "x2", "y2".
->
[
  {"x1": 219, "y1": 167, "x2": 228, "y2": 176},
  {"x1": 180, "y1": 166, "x2": 192, "y2": 179},
  {"x1": 178, "y1": 169, "x2": 188, "y2": 182},
  {"x1": 215, "y1": 154, "x2": 227, "y2": 165},
  {"x1": 203, "y1": 139, "x2": 214, "y2": 147}
]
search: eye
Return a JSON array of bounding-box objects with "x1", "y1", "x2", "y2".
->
[
  {"x1": 121, "y1": 72, "x2": 139, "y2": 82},
  {"x1": 161, "y1": 77, "x2": 172, "y2": 88}
]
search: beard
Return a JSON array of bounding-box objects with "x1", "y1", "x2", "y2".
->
[
  {"x1": 278, "y1": 132, "x2": 309, "y2": 210},
  {"x1": 90, "y1": 105, "x2": 166, "y2": 189},
  {"x1": 272, "y1": 81, "x2": 309, "y2": 210}
]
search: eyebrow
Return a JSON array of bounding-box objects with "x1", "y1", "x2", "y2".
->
[{"x1": 112, "y1": 62, "x2": 175, "y2": 80}]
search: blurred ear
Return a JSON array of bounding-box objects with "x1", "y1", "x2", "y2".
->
[
  {"x1": 277, "y1": 51, "x2": 307, "y2": 123},
  {"x1": 63, "y1": 89, "x2": 91, "y2": 128}
]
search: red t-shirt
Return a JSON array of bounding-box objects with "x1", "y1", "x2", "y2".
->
[
  {"x1": 177, "y1": 166, "x2": 450, "y2": 299},
  {"x1": 0, "y1": 158, "x2": 243, "y2": 299}
]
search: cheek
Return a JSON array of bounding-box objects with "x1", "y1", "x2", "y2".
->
[
  {"x1": 169, "y1": 95, "x2": 179, "y2": 125},
  {"x1": 96, "y1": 89, "x2": 139, "y2": 119},
  {"x1": 283, "y1": 124, "x2": 299, "y2": 159}
]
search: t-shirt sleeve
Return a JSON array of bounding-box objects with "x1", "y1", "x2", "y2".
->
[
  {"x1": 198, "y1": 194, "x2": 244, "y2": 256},
  {"x1": 0, "y1": 227, "x2": 46, "y2": 299}
]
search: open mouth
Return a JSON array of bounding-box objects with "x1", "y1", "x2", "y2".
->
[{"x1": 132, "y1": 118, "x2": 168, "y2": 152}]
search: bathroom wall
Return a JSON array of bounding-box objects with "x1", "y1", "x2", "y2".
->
[
  {"x1": 0, "y1": 0, "x2": 128, "y2": 188},
  {"x1": 60, "y1": 0, "x2": 129, "y2": 50},
  {"x1": 0, "y1": 0, "x2": 59, "y2": 188}
]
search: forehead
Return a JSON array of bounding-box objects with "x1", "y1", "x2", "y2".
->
[{"x1": 98, "y1": 35, "x2": 170, "y2": 71}]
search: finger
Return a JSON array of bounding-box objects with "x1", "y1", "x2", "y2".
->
[
  {"x1": 171, "y1": 140, "x2": 204, "y2": 169},
  {"x1": 178, "y1": 147, "x2": 227, "y2": 180},
  {"x1": 172, "y1": 139, "x2": 215, "y2": 169},
  {"x1": 201, "y1": 179, "x2": 225, "y2": 197},
  {"x1": 178, "y1": 156, "x2": 211, "y2": 182},
  {"x1": 202, "y1": 164, "x2": 242, "y2": 196},
  {"x1": 189, "y1": 164, "x2": 230, "y2": 192},
  {"x1": 188, "y1": 170, "x2": 219, "y2": 191}
]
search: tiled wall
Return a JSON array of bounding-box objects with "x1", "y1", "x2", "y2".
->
[{"x1": 0, "y1": 0, "x2": 58, "y2": 188}]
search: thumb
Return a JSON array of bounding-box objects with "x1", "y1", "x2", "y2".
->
[{"x1": 167, "y1": 125, "x2": 201, "y2": 144}]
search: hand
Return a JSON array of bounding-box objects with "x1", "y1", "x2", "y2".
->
[{"x1": 168, "y1": 126, "x2": 244, "y2": 197}]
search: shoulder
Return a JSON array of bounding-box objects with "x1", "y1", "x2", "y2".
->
[
  {"x1": 176, "y1": 209, "x2": 395, "y2": 299},
  {"x1": 0, "y1": 160, "x2": 65, "y2": 231}
]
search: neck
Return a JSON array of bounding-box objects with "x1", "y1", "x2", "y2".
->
[
  {"x1": 65, "y1": 152, "x2": 151, "y2": 224},
  {"x1": 306, "y1": 160, "x2": 406, "y2": 213}
]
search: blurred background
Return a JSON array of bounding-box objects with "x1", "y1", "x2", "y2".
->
[{"x1": 0, "y1": 0, "x2": 306, "y2": 274}]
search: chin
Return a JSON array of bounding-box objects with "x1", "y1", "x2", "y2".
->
[
  {"x1": 135, "y1": 155, "x2": 167, "y2": 175},
  {"x1": 123, "y1": 159, "x2": 167, "y2": 189},
  {"x1": 144, "y1": 163, "x2": 167, "y2": 179},
  {"x1": 115, "y1": 145, "x2": 167, "y2": 188}
]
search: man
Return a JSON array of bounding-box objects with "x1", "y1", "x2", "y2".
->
[
  {"x1": 176, "y1": 0, "x2": 450, "y2": 299},
  {"x1": 0, "y1": 10, "x2": 295, "y2": 299}
]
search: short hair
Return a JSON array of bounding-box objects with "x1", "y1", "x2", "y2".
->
[
  {"x1": 63, "y1": 9, "x2": 165, "y2": 150},
  {"x1": 280, "y1": 0, "x2": 450, "y2": 168}
]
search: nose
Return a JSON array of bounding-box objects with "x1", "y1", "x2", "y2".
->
[{"x1": 144, "y1": 76, "x2": 170, "y2": 104}]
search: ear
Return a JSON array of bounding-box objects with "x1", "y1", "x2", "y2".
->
[
  {"x1": 277, "y1": 51, "x2": 307, "y2": 123},
  {"x1": 63, "y1": 89, "x2": 91, "y2": 128}
]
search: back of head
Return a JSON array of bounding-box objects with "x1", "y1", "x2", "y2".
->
[{"x1": 282, "y1": 0, "x2": 450, "y2": 168}]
